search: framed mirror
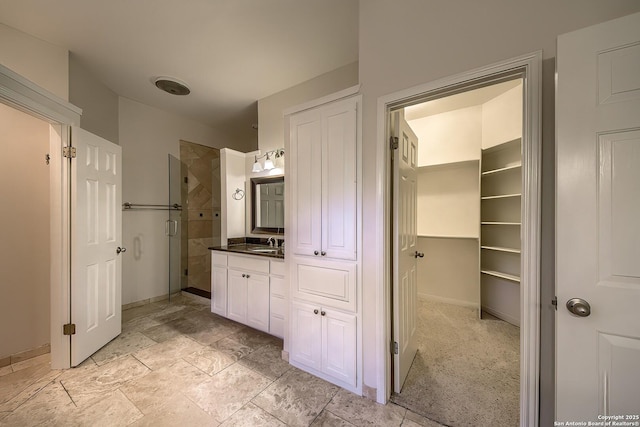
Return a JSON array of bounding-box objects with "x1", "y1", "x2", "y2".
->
[{"x1": 251, "y1": 176, "x2": 284, "y2": 234}]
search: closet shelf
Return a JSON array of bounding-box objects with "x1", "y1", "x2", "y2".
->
[
  {"x1": 481, "y1": 193, "x2": 521, "y2": 200},
  {"x1": 481, "y1": 164, "x2": 522, "y2": 176},
  {"x1": 419, "y1": 234, "x2": 479, "y2": 240},
  {"x1": 481, "y1": 246, "x2": 521, "y2": 254},
  {"x1": 481, "y1": 221, "x2": 521, "y2": 226},
  {"x1": 481, "y1": 270, "x2": 521, "y2": 283}
]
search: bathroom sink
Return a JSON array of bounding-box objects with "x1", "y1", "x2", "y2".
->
[{"x1": 247, "y1": 247, "x2": 280, "y2": 253}]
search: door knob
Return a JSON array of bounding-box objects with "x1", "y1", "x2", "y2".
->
[
  {"x1": 566, "y1": 298, "x2": 591, "y2": 317},
  {"x1": 414, "y1": 251, "x2": 424, "y2": 258},
  {"x1": 116, "y1": 247, "x2": 126, "y2": 254}
]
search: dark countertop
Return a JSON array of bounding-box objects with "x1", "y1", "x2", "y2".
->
[{"x1": 209, "y1": 243, "x2": 284, "y2": 259}]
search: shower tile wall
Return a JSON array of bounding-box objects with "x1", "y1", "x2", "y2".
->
[{"x1": 179, "y1": 140, "x2": 221, "y2": 293}]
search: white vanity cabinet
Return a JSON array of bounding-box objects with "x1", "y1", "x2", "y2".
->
[
  {"x1": 211, "y1": 251, "x2": 286, "y2": 337},
  {"x1": 286, "y1": 92, "x2": 362, "y2": 394},
  {"x1": 228, "y1": 269, "x2": 270, "y2": 333}
]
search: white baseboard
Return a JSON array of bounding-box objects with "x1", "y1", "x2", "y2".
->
[
  {"x1": 481, "y1": 305, "x2": 520, "y2": 327},
  {"x1": 419, "y1": 292, "x2": 478, "y2": 309}
]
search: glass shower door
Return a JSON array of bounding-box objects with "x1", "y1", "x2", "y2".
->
[{"x1": 168, "y1": 154, "x2": 184, "y2": 299}]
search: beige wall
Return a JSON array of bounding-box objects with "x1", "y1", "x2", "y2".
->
[
  {"x1": 359, "y1": 1, "x2": 640, "y2": 420},
  {"x1": 482, "y1": 84, "x2": 523, "y2": 149},
  {"x1": 69, "y1": 53, "x2": 119, "y2": 144},
  {"x1": 0, "y1": 23, "x2": 68, "y2": 100},
  {"x1": 257, "y1": 61, "x2": 358, "y2": 153},
  {"x1": 0, "y1": 103, "x2": 51, "y2": 359},
  {"x1": 119, "y1": 97, "x2": 234, "y2": 305},
  {"x1": 417, "y1": 237, "x2": 479, "y2": 306},
  {"x1": 251, "y1": 62, "x2": 358, "y2": 238}
]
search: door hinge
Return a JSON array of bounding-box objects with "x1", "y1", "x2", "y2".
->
[
  {"x1": 391, "y1": 341, "x2": 399, "y2": 355},
  {"x1": 552, "y1": 296, "x2": 558, "y2": 310},
  {"x1": 62, "y1": 146, "x2": 77, "y2": 159},
  {"x1": 390, "y1": 136, "x2": 399, "y2": 150},
  {"x1": 63, "y1": 323, "x2": 76, "y2": 335}
]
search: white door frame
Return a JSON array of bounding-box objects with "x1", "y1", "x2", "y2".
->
[
  {"x1": 374, "y1": 51, "x2": 542, "y2": 427},
  {"x1": 0, "y1": 64, "x2": 82, "y2": 369}
]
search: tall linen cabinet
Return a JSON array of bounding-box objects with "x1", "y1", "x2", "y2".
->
[{"x1": 286, "y1": 94, "x2": 362, "y2": 394}]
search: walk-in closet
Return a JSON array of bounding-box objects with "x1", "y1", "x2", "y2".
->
[{"x1": 391, "y1": 78, "x2": 523, "y2": 426}]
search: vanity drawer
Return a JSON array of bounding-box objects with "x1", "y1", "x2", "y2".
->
[
  {"x1": 270, "y1": 260, "x2": 286, "y2": 277},
  {"x1": 228, "y1": 254, "x2": 270, "y2": 274}
]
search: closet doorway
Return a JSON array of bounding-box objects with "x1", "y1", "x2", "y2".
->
[
  {"x1": 387, "y1": 62, "x2": 538, "y2": 425},
  {"x1": 0, "y1": 102, "x2": 52, "y2": 369}
]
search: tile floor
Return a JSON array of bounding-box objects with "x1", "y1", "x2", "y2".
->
[{"x1": 0, "y1": 294, "x2": 443, "y2": 426}]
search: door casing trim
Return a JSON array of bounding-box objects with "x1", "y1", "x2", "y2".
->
[{"x1": 374, "y1": 51, "x2": 542, "y2": 427}]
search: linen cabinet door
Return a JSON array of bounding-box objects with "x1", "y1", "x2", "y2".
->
[
  {"x1": 321, "y1": 309, "x2": 356, "y2": 386},
  {"x1": 290, "y1": 109, "x2": 323, "y2": 258},
  {"x1": 290, "y1": 301, "x2": 322, "y2": 371},
  {"x1": 321, "y1": 98, "x2": 358, "y2": 261}
]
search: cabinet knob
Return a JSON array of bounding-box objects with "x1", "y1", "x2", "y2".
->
[
  {"x1": 321, "y1": 311, "x2": 326, "y2": 316},
  {"x1": 246, "y1": 274, "x2": 250, "y2": 278},
  {"x1": 313, "y1": 309, "x2": 319, "y2": 314},
  {"x1": 321, "y1": 251, "x2": 326, "y2": 256},
  {"x1": 242, "y1": 273, "x2": 246, "y2": 278},
  {"x1": 314, "y1": 250, "x2": 319, "y2": 256}
]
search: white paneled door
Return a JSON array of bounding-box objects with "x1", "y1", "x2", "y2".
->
[
  {"x1": 71, "y1": 127, "x2": 122, "y2": 366},
  {"x1": 392, "y1": 111, "x2": 419, "y2": 393},
  {"x1": 556, "y1": 12, "x2": 640, "y2": 419}
]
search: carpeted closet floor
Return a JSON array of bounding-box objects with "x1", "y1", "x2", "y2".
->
[{"x1": 390, "y1": 298, "x2": 520, "y2": 426}]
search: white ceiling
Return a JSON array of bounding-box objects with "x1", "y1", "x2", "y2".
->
[{"x1": 0, "y1": 0, "x2": 359, "y2": 145}]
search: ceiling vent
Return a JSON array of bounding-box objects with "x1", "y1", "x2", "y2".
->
[{"x1": 154, "y1": 77, "x2": 190, "y2": 96}]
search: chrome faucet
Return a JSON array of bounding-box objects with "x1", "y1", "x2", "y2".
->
[{"x1": 267, "y1": 236, "x2": 278, "y2": 248}]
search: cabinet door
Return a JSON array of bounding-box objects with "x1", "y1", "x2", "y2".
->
[
  {"x1": 322, "y1": 309, "x2": 356, "y2": 386},
  {"x1": 227, "y1": 270, "x2": 247, "y2": 324},
  {"x1": 290, "y1": 108, "x2": 322, "y2": 257},
  {"x1": 246, "y1": 273, "x2": 270, "y2": 333},
  {"x1": 211, "y1": 266, "x2": 228, "y2": 316},
  {"x1": 290, "y1": 301, "x2": 322, "y2": 371},
  {"x1": 322, "y1": 98, "x2": 357, "y2": 261}
]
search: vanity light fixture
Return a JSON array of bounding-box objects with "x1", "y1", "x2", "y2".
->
[{"x1": 251, "y1": 148, "x2": 285, "y2": 173}]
